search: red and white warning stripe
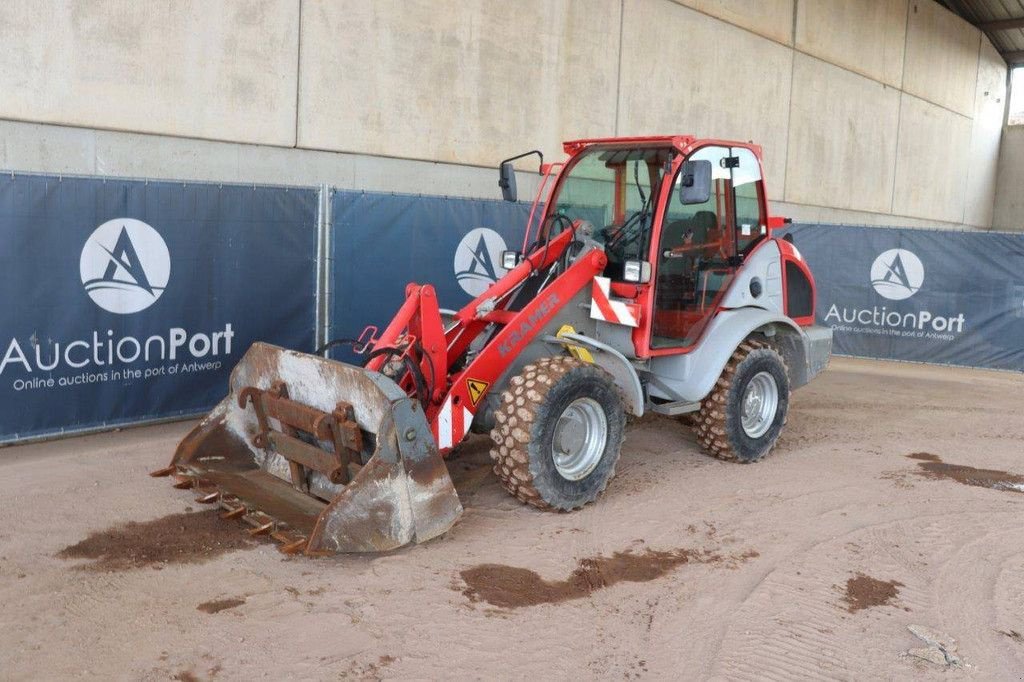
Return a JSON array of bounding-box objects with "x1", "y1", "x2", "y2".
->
[
  {"x1": 434, "y1": 395, "x2": 474, "y2": 450},
  {"x1": 590, "y1": 276, "x2": 640, "y2": 327}
]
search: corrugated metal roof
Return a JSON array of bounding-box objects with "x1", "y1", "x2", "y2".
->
[{"x1": 939, "y1": 0, "x2": 1024, "y2": 63}]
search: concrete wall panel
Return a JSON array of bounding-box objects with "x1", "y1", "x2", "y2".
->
[
  {"x1": 0, "y1": 119, "x2": 542, "y2": 201},
  {"x1": 0, "y1": 121, "x2": 97, "y2": 174},
  {"x1": 0, "y1": 0, "x2": 299, "y2": 146},
  {"x1": 902, "y1": 0, "x2": 980, "y2": 116},
  {"x1": 0, "y1": 0, "x2": 1012, "y2": 230},
  {"x1": 617, "y1": 0, "x2": 793, "y2": 192},
  {"x1": 993, "y1": 127, "x2": 1024, "y2": 231},
  {"x1": 795, "y1": 0, "x2": 907, "y2": 87},
  {"x1": 964, "y1": 39, "x2": 1007, "y2": 227},
  {"x1": 297, "y1": 0, "x2": 619, "y2": 167},
  {"x1": 785, "y1": 55, "x2": 900, "y2": 214},
  {"x1": 670, "y1": 0, "x2": 794, "y2": 44},
  {"x1": 773, "y1": 199, "x2": 982, "y2": 231},
  {"x1": 892, "y1": 94, "x2": 972, "y2": 223}
]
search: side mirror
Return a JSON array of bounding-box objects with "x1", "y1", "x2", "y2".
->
[
  {"x1": 678, "y1": 160, "x2": 712, "y2": 205},
  {"x1": 498, "y1": 161, "x2": 517, "y2": 202}
]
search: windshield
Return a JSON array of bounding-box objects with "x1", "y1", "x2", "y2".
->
[{"x1": 547, "y1": 146, "x2": 672, "y2": 263}]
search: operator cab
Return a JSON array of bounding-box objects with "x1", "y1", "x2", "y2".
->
[{"x1": 541, "y1": 140, "x2": 768, "y2": 351}]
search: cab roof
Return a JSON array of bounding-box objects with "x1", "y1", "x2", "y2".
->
[{"x1": 562, "y1": 135, "x2": 762, "y2": 159}]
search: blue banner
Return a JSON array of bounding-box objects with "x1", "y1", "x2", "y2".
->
[
  {"x1": 0, "y1": 175, "x2": 319, "y2": 443},
  {"x1": 782, "y1": 224, "x2": 1024, "y2": 371},
  {"x1": 7, "y1": 175, "x2": 1018, "y2": 446},
  {"x1": 327, "y1": 190, "x2": 531, "y2": 360}
]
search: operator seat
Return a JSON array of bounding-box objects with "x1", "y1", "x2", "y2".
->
[
  {"x1": 689, "y1": 211, "x2": 717, "y2": 253},
  {"x1": 659, "y1": 218, "x2": 690, "y2": 273}
]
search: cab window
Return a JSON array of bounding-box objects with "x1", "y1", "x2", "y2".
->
[{"x1": 547, "y1": 147, "x2": 671, "y2": 278}]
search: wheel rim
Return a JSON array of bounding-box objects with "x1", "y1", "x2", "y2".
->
[
  {"x1": 551, "y1": 397, "x2": 608, "y2": 481},
  {"x1": 740, "y1": 371, "x2": 779, "y2": 439}
]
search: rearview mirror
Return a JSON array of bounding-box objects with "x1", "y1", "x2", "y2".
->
[
  {"x1": 498, "y1": 161, "x2": 517, "y2": 202},
  {"x1": 678, "y1": 160, "x2": 712, "y2": 205}
]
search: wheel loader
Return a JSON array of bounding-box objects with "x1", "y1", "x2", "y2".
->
[{"x1": 153, "y1": 135, "x2": 832, "y2": 554}]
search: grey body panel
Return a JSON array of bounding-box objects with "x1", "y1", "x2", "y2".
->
[
  {"x1": 799, "y1": 324, "x2": 833, "y2": 384},
  {"x1": 591, "y1": 319, "x2": 637, "y2": 357},
  {"x1": 718, "y1": 240, "x2": 784, "y2": 312},
  {"x1": 643, "y1": 308, "x2": 831, "y2": 403}
]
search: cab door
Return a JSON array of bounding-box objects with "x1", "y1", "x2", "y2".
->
[{"x1": 650, "y1": 145, "x2": 766, "y2": 349}]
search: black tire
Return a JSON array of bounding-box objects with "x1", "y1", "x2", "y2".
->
[
  {"x1": 694, "y1": 338, "x2": 789, "y2": 463},
  {"x1": 489, "y1": 356, "x2": 625, "y2": 511}
]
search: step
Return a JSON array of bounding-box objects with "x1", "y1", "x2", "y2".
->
[{"x1": 649, "y1": 400, "x2": 701, "y2": 417}]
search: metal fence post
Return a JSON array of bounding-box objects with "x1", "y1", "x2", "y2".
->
[{"x1": 314, "y1": 183, "x2": 332, "y2": 351}]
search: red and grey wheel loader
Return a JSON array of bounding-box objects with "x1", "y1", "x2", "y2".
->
[{"x1": 153, "y1": 135, "x2": 832, "y2": 554}]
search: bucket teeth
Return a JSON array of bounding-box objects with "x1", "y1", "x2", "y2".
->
[
  {"x1": 172, "y1": 474, "x2": 196, "y2": 490},
  {"x1": 271, "y1": 532, "x2": 308, "y2": 555},
  {"x1": 149, "y1": 466, "x2": 177, "y2": 478},
  {"x1": 156, "y1": 463, "x2": 317, "y2": 555},
  {"x1": 248, "y1": 521, "x2": 274, "y2": 536},
  {"x1": 221, "y1": 505, "x2": 247, "y2": 520},
  {"x1": 241, "y1": 510, "x2": 275, "y2": 536},
  {"x1": 279, "y1": 538, "x2": 308, "y2": 555}
]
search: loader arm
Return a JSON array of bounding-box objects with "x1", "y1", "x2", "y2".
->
[
  {"x1": 443, "y1": 227, "x2": 579, "y2": 365},
  {"x1": 432, "y1": 243, "x2": 608, "y2": 451},
  {"x1": 362, "y1": 230, "x2": 575, "y2": 401},
  {"x1": 359, "y1": 227, "x2": 608, "y2": 453}
]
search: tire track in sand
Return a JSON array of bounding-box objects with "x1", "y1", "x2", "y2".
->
[{"x1": 710, "y1": 512, "x2": 1017, "y2": 679}]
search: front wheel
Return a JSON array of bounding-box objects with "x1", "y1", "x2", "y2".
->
[
  {"x1": 489, "y1": 356, "x2": 625, "y2": 510},
  {"x1": 694, "y1": 339, "x2": 790, "y2": 463}
]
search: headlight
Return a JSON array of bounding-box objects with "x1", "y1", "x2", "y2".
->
[
  {"x1": 501, "y1": 250, "x2": 522, "y2": 270},
  {"x1": 622, "y1": 260, "x2": 651, "y2": 284}
]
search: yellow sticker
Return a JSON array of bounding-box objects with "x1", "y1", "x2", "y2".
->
[
  {"x1": 556, "y1": 325, "x2": 594, "y2": 363},
  {"x1": 466, "y1": 378, "x2": 489, "y2": 406}
]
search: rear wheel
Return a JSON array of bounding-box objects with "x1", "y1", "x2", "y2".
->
[
  {"x1": 489, "y1": 356, "x2": 625, "y2": 510},
  {"x1": 694, "y1": 339, "x2": 789, "y2": 463}
]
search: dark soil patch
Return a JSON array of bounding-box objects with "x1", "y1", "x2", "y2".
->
[
  {"x1": 57, "y1": 510, "x2": 260, "y2": 572},
  {"x1": 344, "y1": 654, "x2": 396, "y2": 678},
  {"x1": 1001, "y1": 629, "x2": 1023, "y2": 643},
  {"x1": 842, "y1": 573, "x2": 903, "y2": 612},
  {"x1": 197, "y1": 596, "x2": 246, "y2": 614},
  {"x1": 460, "y1": 547, "x2": 754, "y2": 609},
  {"x1": 908, "y1": 453, "x2": 1024, "y2": 494}
]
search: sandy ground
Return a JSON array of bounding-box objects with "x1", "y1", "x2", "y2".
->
[{"x1": 1, "y1": 357, "x2": 1023, "y2": 680}]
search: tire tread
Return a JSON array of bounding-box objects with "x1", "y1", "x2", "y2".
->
[
  {"x1": 693, "y1": 338, "x2": 788, "y2": 463},
  {"x1": 488, "y1": 356, "x2": 621, "y2": 510}
]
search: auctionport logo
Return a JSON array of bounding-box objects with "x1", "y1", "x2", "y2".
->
[
  {"x1": 80, "y1": 218, "x2": 170, "y2": 314},
  {"x1": 824, "y1": 247, "x2": 965, "y2": 338},
  {"x1": 454, "y1": 227, "x2": 507, "y2": 297},
  {"x1": 2, "y1": 216, "x2": 235, "y2": 391},
  {"x1": 870, "y1": 248, "x2": 923, "y2": 301}
]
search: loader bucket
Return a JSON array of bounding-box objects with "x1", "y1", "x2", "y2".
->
[{"x1": 152, "y1": 342, "x2": 462, "y2": 554}]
